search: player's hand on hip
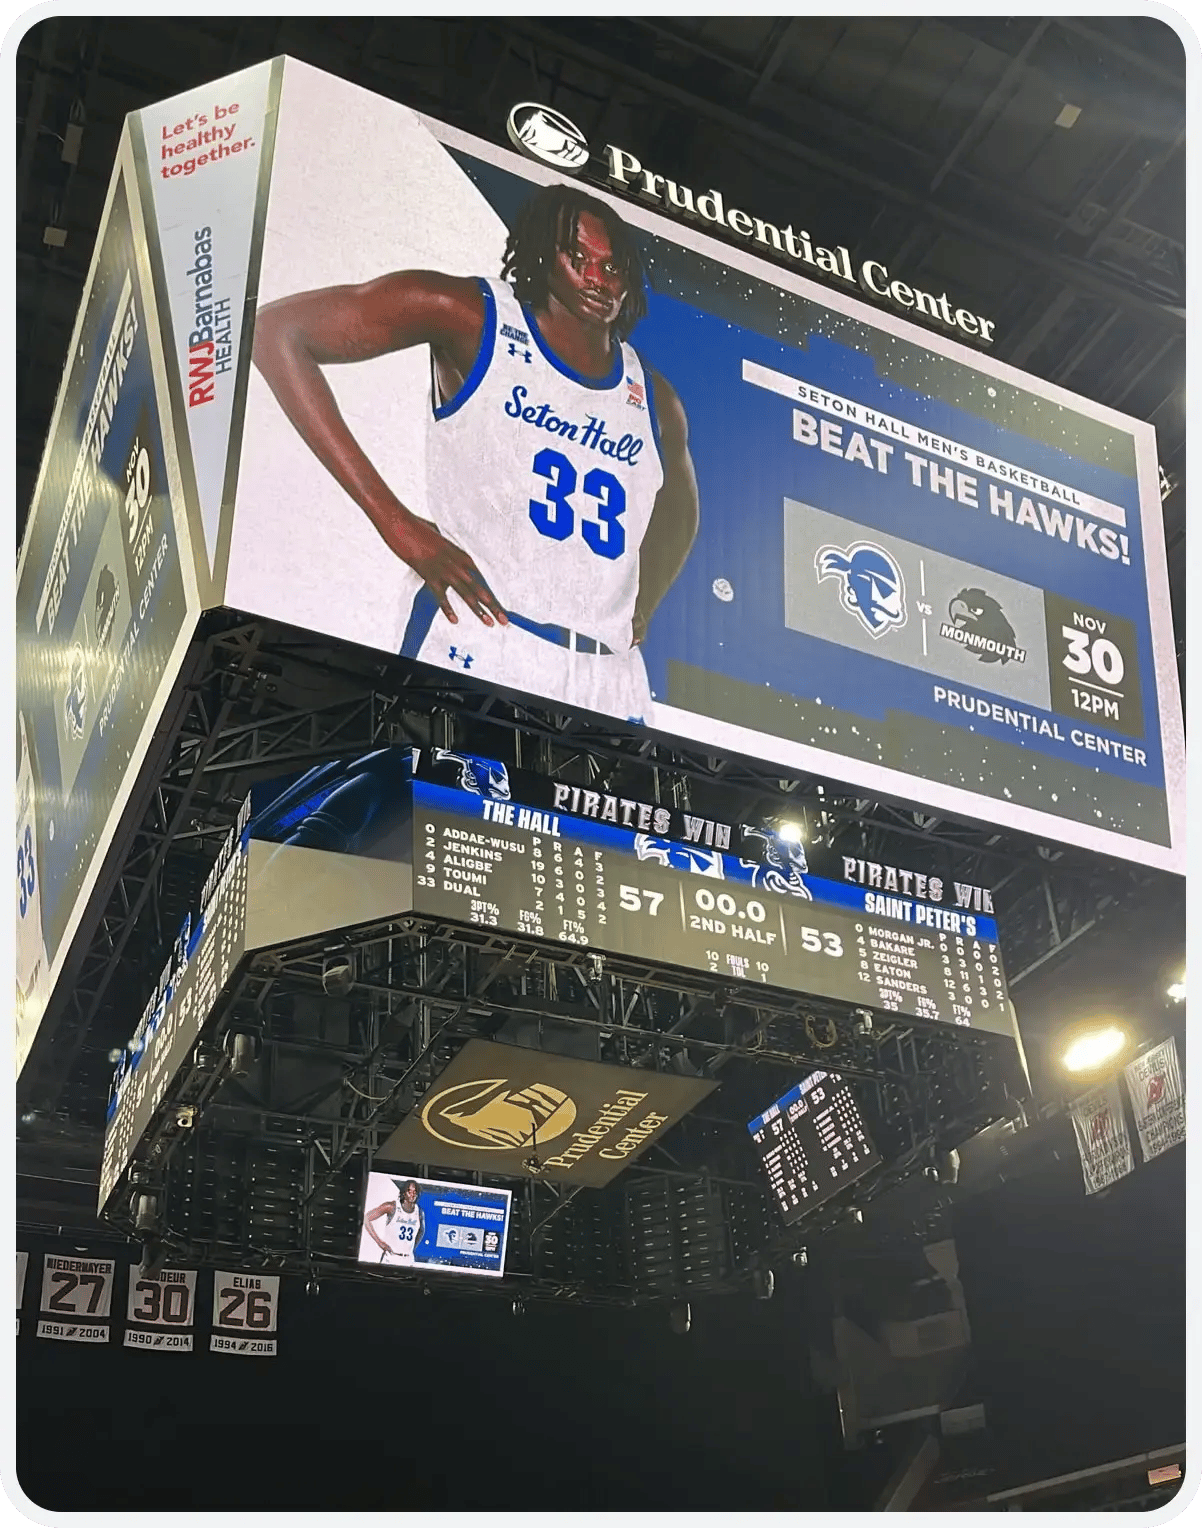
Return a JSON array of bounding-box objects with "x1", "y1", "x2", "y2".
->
[{"x1": 387, "y1": 515, "x2": 508, "y2": 627}]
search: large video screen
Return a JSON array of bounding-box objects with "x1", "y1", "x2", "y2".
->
[
  {"x1": 748, "y1": 1072, "x2": 881, "y2": 1225},
  {"x1": 14, "y1": 147, "x2": 200, "y2": 1079},
  {"x1": 14, "y1": 63, "x2": 275, "y2": 1081},
  {"x1": 357, "y1": 1172, "x2": 513, "y2": 1278},
  {"x1": 222, "y1": 59, "x2": 1181, "y2": 873}
]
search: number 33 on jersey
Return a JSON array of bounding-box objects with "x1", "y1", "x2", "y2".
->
[{"x1": 425, "y1": 277, "x2": 665, "y2": 655}]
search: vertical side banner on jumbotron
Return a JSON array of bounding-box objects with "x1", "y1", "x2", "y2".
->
[
  {"x1": 129, "y1": 59, "x2": 278, "y2": 591},
  {"x1": 15, "y1": 133, "x2": 202, "y2": 1080},
  {"x1": 217, "y1": 58, "x2": 1181, "y2": 873}
]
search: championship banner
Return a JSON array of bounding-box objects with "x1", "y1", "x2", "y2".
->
[
  {"x1": 131, "y1": 61, "x2": 276, "y2": 579},
  {"x1": 15, "y1": 136, "x2": 200, "y2": 1079},
  {"x1": 1124, "y1": 1038, "x2": 1185, "y2": 1163},
  {"x1": 124, "y1": 1267, "x2": 198, "y2": 1351},
  {"x1": 218, "y1": 58, "x2": 1181, "y2": 875},
  {"x1": 37, "y1": 1254, "x2": 115, "y2": 1343},
  {"x1": 210, "y1": 1271, "x2": 279, "y2": 1356},
  {"x1": 1069, "y1": 1081, "x2": 1134, "y2": 1196},
  {"x1": 381, "y1": 1038, "x2": 716, "y2": 1187}
]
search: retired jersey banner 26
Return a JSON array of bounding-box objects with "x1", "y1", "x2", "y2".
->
[{"x1": 224, "y1": 60, "x2": 1182, "y2": 872}]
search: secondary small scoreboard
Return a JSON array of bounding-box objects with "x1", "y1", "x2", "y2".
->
[{"x1": 747, "y1": 1072, "x2": 881, "y2": 1224}]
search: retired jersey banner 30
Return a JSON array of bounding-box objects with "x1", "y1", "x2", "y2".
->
[{"x1": 223, "y1": 60, "x2": 1182, "y2": 872}]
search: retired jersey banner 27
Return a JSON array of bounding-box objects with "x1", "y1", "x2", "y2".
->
[{"x1": 223, "y1": 60, "x2": 1182, "y2": 873}]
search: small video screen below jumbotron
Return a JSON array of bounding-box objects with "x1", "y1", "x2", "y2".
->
[{"x1": 748, "y1": 1072, "x2": 881, "y2": 1225}]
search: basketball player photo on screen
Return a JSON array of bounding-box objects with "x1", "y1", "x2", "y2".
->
[
  {"x1": 251, "y1": 183, "x2": 700, "y2": 725},
  {"x1": 361, "y1": 1177, "x2": 425, "y2": 1267}
]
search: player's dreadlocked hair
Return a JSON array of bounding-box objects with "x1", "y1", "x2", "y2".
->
[{"x1": 502, "y1": 184, "x2": 648, "y2": 341}]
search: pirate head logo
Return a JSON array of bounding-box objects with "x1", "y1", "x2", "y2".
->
[
  {"x1": 947, "y1": 588, "x2": 1022, "y2": 665},
  {"x1": 816, "y1": 542, "x2": 907, "y2": 637},
  {"x1": 63, "y1": 645, "x2": 88, "y2": 741},
  {"x1": 430, "y1": 748, "x2": 511, "y2": 801},
  {"x1": 739, "y1": 825, "x2": 812, "y2": 900},
  {"x1": 506, "y1": 103, "x2": 589, "y2": 172},
  {"x1": 634, "y1": 834, "x2": 725, "y2": 878},
  {"x1": 421, "y1": 1078, "x2": 577, "y2": 1150}
]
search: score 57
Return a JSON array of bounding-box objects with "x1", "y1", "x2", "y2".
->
[{"x1": 619, "y1": 885, "x2": 663, "y2": 915}]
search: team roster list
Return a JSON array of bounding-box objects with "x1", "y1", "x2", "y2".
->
[
  {"x1": 748, "y1": 1071, "x2": 881, "y2": 1223},
  {"x1": 411, "y1": 782, "x2": 1012, "y2": 1038}
]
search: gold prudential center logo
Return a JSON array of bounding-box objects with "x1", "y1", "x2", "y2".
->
[{"x1": 420, "y1": 1075, "x2": 671, "y2": 1172}]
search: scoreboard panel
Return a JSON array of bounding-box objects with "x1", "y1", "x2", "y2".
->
[
  {"x1": 411, "y1": 780, "x2": 1013, "y2": 1037},
  {"x1": 748, "y1": 1072, "x2": 881, "y2": 1224}
]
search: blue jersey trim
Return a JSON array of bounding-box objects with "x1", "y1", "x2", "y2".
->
[
  {"x1": 400, "y1": 586, "x2": 441, "y2": 659},
  {"x1": 521, "y1": 301, "x2": 624, "y2": 390},
  {"x1": 432, "y1": 278, "x2": 496, "y2": 421},
  {"x1": 641, "y1": 360, "x2": 666, "y2": 473}
]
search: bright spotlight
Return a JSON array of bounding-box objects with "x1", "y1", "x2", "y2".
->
[
  {"x1": 1167, "y1": 977, "x2": 1186, "y2": 1004},
  {"x1": 1061, "y1": 1025, "x2": 1127, "y2": 1074},
  {"x1": 778, "y1": 820, "x2": 804, "y2": 843}
]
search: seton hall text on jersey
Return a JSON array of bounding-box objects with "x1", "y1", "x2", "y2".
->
[{"x1": 505, "y1": 386, "x2": 645, "y2": 465}]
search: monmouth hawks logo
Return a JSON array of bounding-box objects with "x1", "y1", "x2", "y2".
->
[
  {"x1": 942, "y1": 588, "x2": 1026, "y2": 666},
  {"x1": 506, "y1": 103, "x2": 590, "y2": 172},
  {"x1": 421, "y1": 1077, "x2": 577, "y2": 1150},
  {"x1": 815, "y1": 542, "x2": 907, "y2": 637}
]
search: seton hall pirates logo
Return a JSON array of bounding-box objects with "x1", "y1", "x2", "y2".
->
[
  {"x1": 816, "y1": 542, "x2": 907, "y2": 636},
  {"x1": 634, "y1": 834, "x2": 724, "y2": 878},
  {"x1": 506, "y1": 103, "x2": 589, "y2": 172},
  {"x1": 429, "y1": 748, "x2": 511, "y2": 801},
  {"x1": 421, "y1": 1078, "x2": 577, "y2": 1150},
  {"x1": 63, "y1": 645, "x2": 88, "y2": 740},
  {"x1": 739, "y1": 825, "x2": 813, "y2": 901},
  {"x1": 945, "y1": 587, "x2": 1025, "y2": 665}
]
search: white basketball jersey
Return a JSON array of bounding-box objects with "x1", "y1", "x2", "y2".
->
[
  {"x1": 425, "y1": 278, "x2": 665, "y2": 652},
  {"x1": 383, "y1": 1202, "x2": 422, "y2": 1263},
  {"x1": 16, "y1": 712, "x2": 47, "y2": 1023}
]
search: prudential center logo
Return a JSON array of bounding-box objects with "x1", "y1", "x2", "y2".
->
[{"x1": 506, "y1": 103, "x2": 590, "y2": 172}]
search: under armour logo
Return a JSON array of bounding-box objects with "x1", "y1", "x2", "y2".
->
[
  {"x1": 447, "y1": 647, "x2": 474, "y2": 670},
  {"x1": 507, "y1": 343, "x2": 532, "y2": 363}
]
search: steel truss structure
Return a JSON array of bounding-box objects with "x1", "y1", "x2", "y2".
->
[
  {"x1": 101, "y1": 907, "x2": 1025, "y2": 1306},
  {"x1": 20, "y1": 611, "x2": 1158, "y2": 1303}
]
